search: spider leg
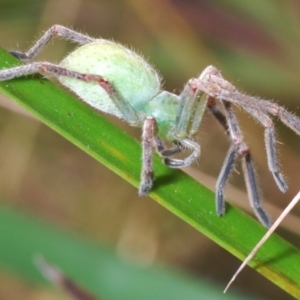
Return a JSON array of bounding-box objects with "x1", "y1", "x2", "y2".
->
[
  {"x1": 223, "y1": 97, "x2": 289, "y2": 193},
  {"x1": 224, "y1": 101, "x2": 272, "y2": 227},
  {"x1": 139, "y1": 117, "x2": 156, "y2": 196},
  {"x1": 264, "y1": 126, "x2": 287, "y2": 192},
  {"x1": 140, "y1": 132, "x2": 200, "y2": 195},
  {"x1": 207, "y1": 97, "x2": 236, "y2": 214},
  {"x1": 181, "y1": 68, "x2": 272, "y2": 225},
  {"x1": 0, "y1": 62, "x2": 141, "y2": 124},
  {"x1": 136, "y1": 119, "x2": 201, "y2": 195},
  {"x1": 207, "y1": 96, "x2": 229, "y2": 133},
  {"x1": 174, "y1": 67, "x2": 222, "y2": 139},
  {"x1": 242, "y1": 145, "x2": 272, "y2": 227},
  {"x1": 209, "y1": 98, "x2": 272, "y2": 227},
  {"x1": 162, "y1": 139, "x2": 200, "y2": 168},
  {"x1": 277, "y1": 108, "x2": 300, "y2": 135},
  {"x1": 206, "y1": 83, "x2": 242, "y2": 209},
  {"x1": 154, "y1": 137, "x2": 200, "y2": 168},
  {"x1": 174, "y1": 65, "x2": 237, "y2": 141},
  {"x1": 169, "y1": 68, "x2": 221, "y2": 167},
  {"x1": 10, "y1": 25, "x2": 94, "y2": 61},
  {"x1": 215, "y1": 144, "x2": 239, "y2": 215},
  {"x1": 154, "y1": 138, "x2": 183, "y2": 157},
  {"x1": 189, "y1": 68, "x2": 288, "y2": 194},
  {"x1": 213, "y1": 88, "x2": 300, "y2": 136}
]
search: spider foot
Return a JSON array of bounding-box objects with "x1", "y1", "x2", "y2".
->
[
  {"x1": 216, "y1": 190, "x2": 226, "y2": 216},
  {"x1": 138, "y1": 184, "x2": 152, "y2": 196},
  {"x1": 254, "y1": 207, "x2": 272, "y2": 228},
  {"x1": 273, "y1": 172, "x2": 288, "y2": 193},
  {"x1": 138, "y1": 172, "x2": 154, "y2": 196},
  {"x1": 10, "y1": 50, "x2": 29, "y2": 60}
]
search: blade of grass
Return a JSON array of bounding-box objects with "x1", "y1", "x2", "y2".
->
[
  {"x1": 0, "y1": 203, "x2": 249, "y2": 300},
  {"x1": 0, "y1": 48, "x2": 300, "y2": 297}
]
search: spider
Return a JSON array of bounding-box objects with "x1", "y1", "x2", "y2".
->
[{"x1": 1, "y1": 25, "x2": 300, "y2": 228}]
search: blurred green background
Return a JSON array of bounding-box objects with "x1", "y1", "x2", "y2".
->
[{"x1": 1, "y1": 0, "x2": 300, "y2": 299}]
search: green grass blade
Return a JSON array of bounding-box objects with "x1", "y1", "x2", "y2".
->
[
  {"x1": 0, "y1": 203, "x2": 251, "y2": 300},
  {"x1": 0, "y1": 47, "x2": 300, "y2": 297}
]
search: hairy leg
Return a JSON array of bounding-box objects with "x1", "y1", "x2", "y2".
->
[
  {"x1": 173, "y1": 67, "x2": 223, "y2": 139},
  {"x1": 215, "y1": 144, "x2": 239, "y2": 215},
  {"x1": 208, "y1": 96, "x2": 272, "y2": 227},
  {"x1": 0, "y1": 61, "x2": 141, "y2": 124},
  {"x1": 162, "y1": 139, "x2": 200, "y2": 168},
  {"x1": 189, "y1": 68, "x2": 288, "y2": 194},
  {"x1": 139, "y1": 117, "x2": 156, "y2": 196},
  {"x1": 154, "y1": 138, "x2": 183, "y2": 157},
  {"x1": 10, "y1": 25, "x2": 94, "y2": 61}
]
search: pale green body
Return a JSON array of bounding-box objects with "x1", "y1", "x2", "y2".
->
[{"x1": 59, "y1": 40, "x2": 180, "y2": 140}]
